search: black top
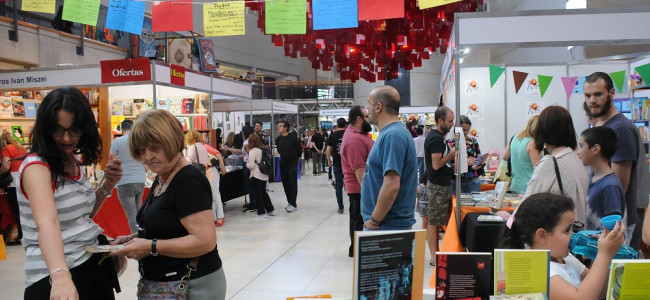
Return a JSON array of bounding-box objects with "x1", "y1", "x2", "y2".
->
[
  {"x1": 233, "y1": 134, "x2": 244, "y2": 150},
  {"x1": 257, "y1": 132, "x2": 268, "y2": 145},
  {"x1": 425, "y1": 129, "x2": 452, "y2": 186},
  {"x1": 311, "y1": 132, "x2": 325, "y2": 150},
  {"x1": 137, "y1": 165, "x2": 222, "y2": 281},
  {"x1": 327, "y1": 130, "x2": 345, "y2": 167},
  {"x1": 275, "y1": 134, "x2": 302, "y2": 165}
]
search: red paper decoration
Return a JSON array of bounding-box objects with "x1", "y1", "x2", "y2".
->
[{"x1": 245, "y1": 0, "x2": 479, "y2": 82}]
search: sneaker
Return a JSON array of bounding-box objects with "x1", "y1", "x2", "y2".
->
[
  {"x1": 328, "y1": 179, "x2": 332, "y2": 184},
  {"x1": 285, "y1": 205, "x2": 297, "y2": 212},
  {"x1": 253, "y1": 213, "x2": 268, "y2": 218},
  {"x1": 429, "y1": 260, "x2": 436, "y2": 267},
  {"x1": 267, "y1": 210, "x2": 276, "y2": 216},
  {"x1": 331, "y1": 180, "x2": 336, "y2": 187},
  {"x1": 266, "y1": 187, "x2": 274, "y2": 192},
  {"x1": 244, "y1": 207, "x2": 257, "y2": 213},
  {"x1": 337, "y1": 209, "x2": 344, "y2": 214},
  {"x1": 242, "y1": 202, "x2": 249, "y2": 209}
]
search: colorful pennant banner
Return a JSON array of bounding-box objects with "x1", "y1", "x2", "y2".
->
[
  {"x1": 512, "y1": 71, "x2": 528, "y2": 94},
  {"x1": 312, "y1": 0, "x2": 358, "y2": 30},
  {"x1": 561, "y1": 76, "x2": 578, "y2": 100},
  {"x1": 152, "y1": 0, "x2": 193, "y2": 33},
  {"x1": 265, "y1": 0, "x2": 307, "y2": 34},
  {"x1": 105, "y1": 0, "x2": 145, "y2": 35},
  {"x1": 489, "y1": 64, "x2": 504, "y2": 88},
  {"x1": 22, "y1": 0, "x2": 55, "y2": 14},
  {"x1": 538, "y1": 75, "x2": 553, "y2": 98},
  {"x1": 419, "y1": 0, "x2": 464, "y2": 10},
  {"x1": 203, "y1": 1, "x2": 245, "y2": 37},
  {"x1": 609, "y1": 70, "x2": 626, "y2": 93},
  {"x1": 358, "y1": 0, "x2": 404, "y2": 21},
  {"x1": 62, "y1": 0, "x2": 101, "y2": 26},
  {"x1": 635, "y1": 63, "x2": 650, "y2": 87}
]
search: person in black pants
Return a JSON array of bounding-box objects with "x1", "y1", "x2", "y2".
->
[{"x1": 275, "y1": 121, "x2": 302, "y2": 212}]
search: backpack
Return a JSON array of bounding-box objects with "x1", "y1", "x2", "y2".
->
[{"x1": 257, "y1": 148, "x2": 272, "y2": 175}]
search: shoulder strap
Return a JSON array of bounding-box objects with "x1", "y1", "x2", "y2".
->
[
  {"x1": 194, "y1": 145, "x2": 200, "y2": 164},
  {"x1": 551, "y1": 156, "x2": 564, "y2": 195}
]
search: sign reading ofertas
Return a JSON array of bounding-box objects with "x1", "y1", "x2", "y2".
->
[{"x1": 100, "y1": 58, "x2": 151, "y2": 83}]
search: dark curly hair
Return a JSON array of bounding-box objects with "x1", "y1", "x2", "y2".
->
[
  {"x1": 30, "y1": 87, "x2": 102, "y2": 181},
  {"x1": 500, "y1": 193, "x2": 574, "y2": 249}
]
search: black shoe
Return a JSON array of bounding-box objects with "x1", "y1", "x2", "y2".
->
[
  {"x1": 244, "y1": 207, "x2": 257, "y2": 213},
  {"x1": 337, "y1": 209, "x2": 344, "y2": 214},
  {"x1": 6, "y1": 240, "x2": 21, "y2": 246},
  {"x1": 243, "y1": 202, "x2": 249, "y2": 209}
]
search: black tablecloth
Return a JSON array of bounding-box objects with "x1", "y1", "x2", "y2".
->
[
  {"x1": 460, "y1": 212, "x2": 506, "y2": 252},
  {"x1": 219, "y1": 168, "x2": 247, "y2": 202}
]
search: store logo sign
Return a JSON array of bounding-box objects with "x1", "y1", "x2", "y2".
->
[
  {"x1": 170, "y1": 64, "x2": 185, "y2": 86},
  {"x1": 101, "y1": 58, "x2": 151, "y2": 83}
]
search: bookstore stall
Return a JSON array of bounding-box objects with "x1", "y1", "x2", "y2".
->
[
  {"x1": 398, "y1": 106, "x2": 437, "y2": 128},
  {"x1": 318, "y1": 108, "x2": 350, "y2": 129},
  {"x1": 213, "y1": 99, "x2": 301, "y2": 182}
]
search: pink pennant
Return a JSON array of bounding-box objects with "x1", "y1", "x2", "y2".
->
[{"x1": 561, "y1": 76, "x2": 578, "y2": 100}]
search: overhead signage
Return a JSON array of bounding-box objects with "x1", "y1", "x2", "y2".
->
[
  {"x1": 100, "y1": 58, "x2": 151, "y2": 83},
  {"x1": 170, "y1": 64, "x2": 186, "y2": 86}
]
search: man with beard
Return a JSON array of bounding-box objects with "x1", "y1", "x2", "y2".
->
[
  {"x1": 341, "y1": 106, "x2": 374, "y2": 257},
  {"x1": 361, "y1": 86, "x2": 417, "y2": 231},
  {"x1": 424, "y1": 106, "x2": 457, "y2": 266},
  {"x1": 584, "y1": 72, "x2": 648, "y2": 248}
]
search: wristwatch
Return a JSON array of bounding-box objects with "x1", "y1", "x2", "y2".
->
[
  {"x1": 99, "y1": 185, "x2": 112, "y2": 197},
  {"x1": 151, "y1": 238, "x2": 159, "y2": 256}
]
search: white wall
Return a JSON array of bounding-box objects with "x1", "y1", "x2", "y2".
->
[{"x1": 410, "y1": 53, "x2": 445, "y2": 107}]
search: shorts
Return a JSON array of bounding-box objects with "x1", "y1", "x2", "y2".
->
[
  {"x1": 417, "y1": 185, "x2": 429, "y2": 218},
  {"x1": 426, "y1": 182, "x2": 452, "y2": 226}
]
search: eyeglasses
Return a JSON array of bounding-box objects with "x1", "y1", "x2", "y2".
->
[{"x1": 53, "y1": 126, "x2": 82, "y2": 137}]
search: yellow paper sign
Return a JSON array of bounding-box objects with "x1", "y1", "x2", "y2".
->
[
  {"x1": 203, "y1": 1, "x2": 245, "y2": 37},
  {"x1": 419, "y1": 0, "x2": 463, "y2": 10},
  {"x1": 22, "y1": 0, "x2": 55, "y2": 14}
]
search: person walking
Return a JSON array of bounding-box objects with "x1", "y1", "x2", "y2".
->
[
  {"x1": 327, "y1": 118, "x2": 347, "y2": 214},
  {"x1": 275, "y1": 121, "x2": 302, "y2": 212}
]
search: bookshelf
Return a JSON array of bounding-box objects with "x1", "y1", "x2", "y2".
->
[{"x1": 627, "y1": 86, "x2": 650, "y2": 171}]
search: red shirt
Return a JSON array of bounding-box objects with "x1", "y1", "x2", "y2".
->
[
  {"x1": 340, "y1": 126, "x2": 374, "y2": 194},
  {"x1": 1, "y1": 144, "x2": 27, "y2": 172}
]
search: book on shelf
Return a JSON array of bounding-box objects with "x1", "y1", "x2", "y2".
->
[
  {"x1": 11, "y1": 125, "x2": 26, "y2": 143},
  {"x1": 24, "y1": 101, "x2": 37, "y2": 118},
  {"x1": 0, "y1": 122, "x2": 11, "y2": 133},
  {"x1": 435, "y1": 252, "x2": 492, "y2": 299},
  {"x1": 112, "y1": 100, "x2": 123, "y2": 116},
  {"x1": 132, "y1": 99, "x2": 146, "y2": 116},
  {"x1": 353, "y1": 229, "x2": 425, "y2": 300},
  {"x1": 489, "y1": 293, "x2": 547, "y2": 300},
  {"x1": 196, "y1": 93, "x2": 210, "y2": 114},
  {"x1": 122, "y1": 99, "x2": 133, "y2": 116},
  {"x1": 182, "y1": 98, "x2": 195, "y2": 114},
  {"x1": 169, "y1": 98, "x2": 183, "y2": 115},
  {"x1": 11, "y1": 96, "x2": 25, "y2": 117},
  {"x1": 144, "y1": 98, "x2": 154, "y2": 110},
  {"x1": 606, "y1": 259, "x2": 650, "y2": 300},
  {"x1": 644, "y1": 98, "x2": 650, "y2": 119},
  {"x1": 494, "y1": 249, "x2": 550, "y2": 297},
  {"x1": 156, "y1": 98, "x2": 169, "y2": 111}
]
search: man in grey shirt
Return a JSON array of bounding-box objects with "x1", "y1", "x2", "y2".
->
[{"x1": 110, "y1": 120, "x2": 146, "y2": 233}]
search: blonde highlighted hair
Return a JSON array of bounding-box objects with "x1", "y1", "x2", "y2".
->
[
  {"x1": 0, "y1": 130, "x2": 26, "y2": 152},
  {"x1": 516, "y1": 115, "x2": 539, "y2": 140},
  {"x1": 185, "y1": 130, "x2": 204, "y2": 145},
  {"x1": 128, "y1": 109, "x2": 184, "y2": 161}
]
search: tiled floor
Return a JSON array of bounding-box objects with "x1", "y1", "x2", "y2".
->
[{"x1": 1, "y1": 172, "x2": 436, "y2": 299}]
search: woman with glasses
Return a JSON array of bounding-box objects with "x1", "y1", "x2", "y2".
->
[
  {"x1": 111, "y1": 109, "x2": 226, "y2": 299},
  {"x1": 447, "y1": 115, "x2": 485, "y2": 193},
  {"x1": 19, "y1": 87, "x2": 123, "y2": 299}
]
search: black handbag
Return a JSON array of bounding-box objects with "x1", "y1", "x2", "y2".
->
[
  {"x1": 0, "y1": 170, "x2": 13, "y2": 189},
  {"x1": 191, "y1": 146, "x2": 206, "y2": 176}
]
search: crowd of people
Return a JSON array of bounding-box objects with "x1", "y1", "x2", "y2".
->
[{"x1": 2, "y1": 72, "x2": 650, "y2": 299}]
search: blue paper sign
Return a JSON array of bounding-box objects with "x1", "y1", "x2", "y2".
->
[
  {"x1": 106, "y1": 0, "x2": 145, "y2": 35},
  {"x1": 312, "y1": 0, "x2": 358, "y2": 30}
]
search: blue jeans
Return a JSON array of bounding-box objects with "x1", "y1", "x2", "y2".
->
[
  {"x1": 333, "y1": 166, "x2": 344, "y2": 209},
  {"x1": 417, "y1": 157, "x2": 424, "y2": 179},
  {"x1": 451, "y1": 177, "x2": 481, "y2": 194}
]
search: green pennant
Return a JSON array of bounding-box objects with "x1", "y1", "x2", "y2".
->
[
  {"x1": 609, "y1": 70, "x2": 626, "y2": 93},
  {"x1": 538, "y1": 75, "x2": 553, "y2": 97},
  {"x1": 635, "y1": 63, "x2": 650, "y2": 87},
  {"x1": 489, "y1": 64, "x2": 505, "y2": 88}
]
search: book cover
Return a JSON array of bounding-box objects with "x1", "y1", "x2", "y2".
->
[
  {"x1": 197, "y1": 38, "x2": 218, "y2": 73},
  {"x1": 122, "y1": 99, "x2": 133, "y2": 116},
  {"x1": 11, "y1": 96, "x2": 24, "y2": 117},
  {"x1": 196, "y1": 93, "x2": 209, "y2": 114},
  {"x1": 606, "y1": 259, "x2": 650, "y2": 300},
  {"x1": 177, "y1": 117, "x2": 188, "y2": 131},
  {"x1": 436, "y1": 252, "x2": 492, "y2": 299},
  {"x1": 182, "y1": 98, "x2": 195, "y2": 114},
  {"x1": 494, "y1": 249, "x2": 550, "y2": 297},
  {"x1": 132, "y1": 99, "x2": 146, "y2": 116},
  {"x1": 11, "y1": 125, "x2": 25, "y2": 143},
  {"x1": 643, "y1": 98, "x2": 650, "y2": 119},
  {"x1": 24, "y1": 101, "x2": 37, "y2": 118},
  {"x1": 354, "y1": 230, "x2": 426, "y2": 300},
  {"x1": 112, "y1": 100, "x2": 123, "y2": 116},
  {"x1": 156, "y1": 98, "x2": 169, "y2": 111},
  {"x1": 169, "y1": 98, "x2": 183, "y2": 115},
  {"x1": 489, "y1": 293, "x2": 547, "y2": 300},
  {"x1": 144, "y1": 98, "x2": 154, "y2": 110}
]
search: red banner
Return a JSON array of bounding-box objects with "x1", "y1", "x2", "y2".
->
[
  {"x1": 101, "y1": 58, "x2": 151, "y2": 83},
  {"x1": 170, "y1": 64, "x2": 185, "y2": 86}
]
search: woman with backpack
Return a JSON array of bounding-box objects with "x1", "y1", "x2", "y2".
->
[{"x1": 246, "y1": 133, "x2": 274, "y2": 218}]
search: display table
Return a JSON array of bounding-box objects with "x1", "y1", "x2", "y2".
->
[
  {"x1": 220, "y1": 168, "x2": 247, "y2": 202},
  {"x1": 460, "y1": 212, "x2": 506, "y2": 252},
  {"x1": 273, "y1": 157, "x2": 302, "y2": 182}
]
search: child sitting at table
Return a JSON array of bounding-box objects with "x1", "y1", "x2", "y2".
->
[
  {"x1": 501, "y1": 193, "x2": 624, "y2": 300},
  {"x1": 577, "y1": 127, "x2": 626, "y2": 231}
]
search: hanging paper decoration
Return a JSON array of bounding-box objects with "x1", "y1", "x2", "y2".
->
[
  {"x1": 105, "y1": 0, "x2": 145, "y2": 35},
  {"x1": 204, "y1": 1, "x2": 246, "y2": 37},
  {"x1": 22, "y1": 0, "x2": 55, "y2": 14},
  {"x1": 635, "y1": 63, "x2": 650, "y2": 87},
  {"x1": 245, "y1": 0, "x2": 477, "y2": 82},
  {"x1": 358, "y1": 0, "x2": 404, "y2": 21},
  {"x1": 419, "y1": 0, "x2": 464, "y2": 10},
  {"x1": 512, "y1": 71, "x2": 528, "y2": 94},
  {"x1": 609, "y1": 70, "x2": 626, "y2": 93},
  {"x1": 561, "y1": 76, "x2": 578, "y2": 100},
  {"x1": 265, "y1": 0, "x2": 307, "y2": 34},
  {"x1": 312, "y1": 0, "x2": 358, "y2": 30},
  {"x1": 62, "y1": 0, "x2": 101, "y2": 26},
  {"x1": 538, "y1": 75, "x2": 553, "y2": 97},
  {"x1": 152, "y1": 0, "x2": 193, "y2": 33},
  {"x1": 489, "y1": 64, "x2": 504, "y2": 88}
]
